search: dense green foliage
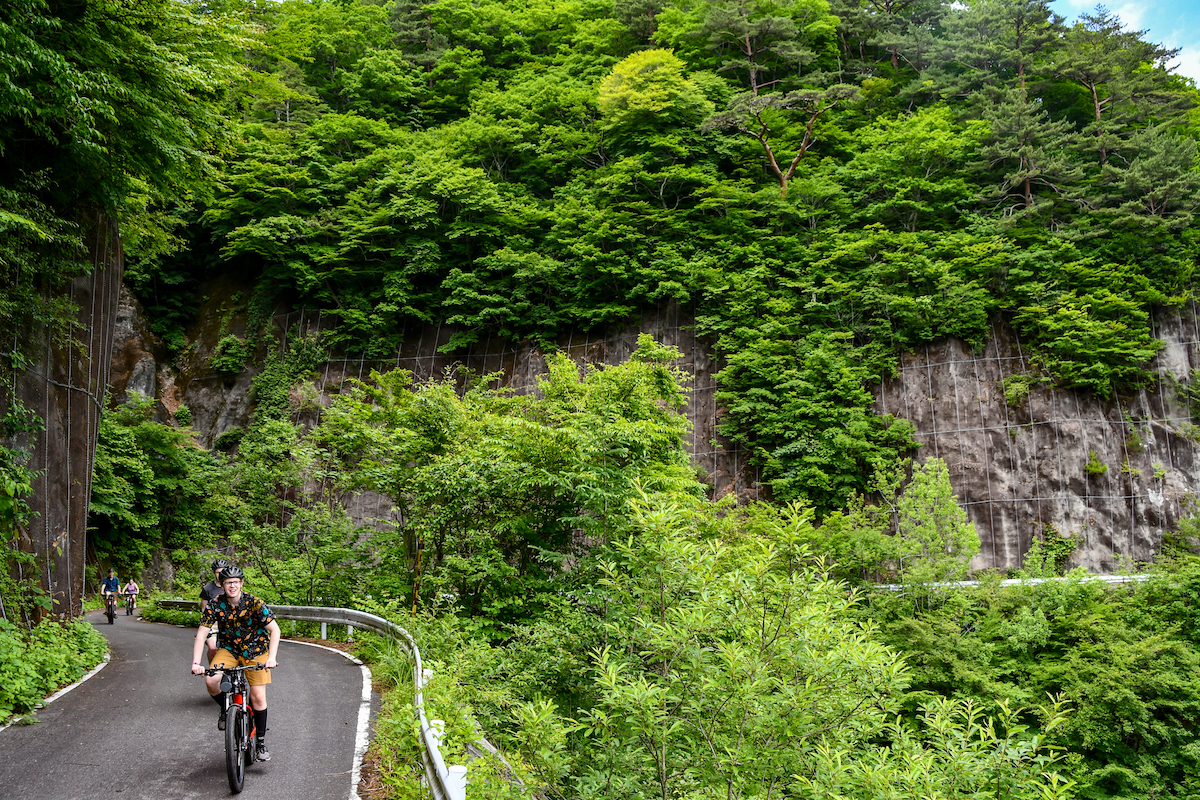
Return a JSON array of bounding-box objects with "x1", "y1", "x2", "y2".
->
[
  {"x1": 0, "y1": 618, "x2": 106, "y2": 720},
  {"x1": 861, "y1": 562, "x2": 1200, "y2": 800},
  {"x1": 138, "y1": 600, "x2": 202, "y2": 628},
  {"x1": 69, "y1": 334, "x2": 1200, "y2": 800},
  {"x1": 88, "y1": 395, "x2": 225, "y2": 577},
  {"x1": 1, "y1": 0, "x2": 248, "y2": 631},
  {"x1": 7, "y1": 0, "x2": 1200, "y2": 794},
  {"x1": 0, "y1": 0, "x2": 248, "y2": 363},
  {"x1": 128, "y1": 0, "x2": 1200, "y2": 509}
]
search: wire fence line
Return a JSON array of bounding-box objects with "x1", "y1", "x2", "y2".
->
[
  {"x1": 4, "y1": 215, "x2": 124, "y2": 618},
  {"x1": 880, "y1": 305, "x2": 1200, "y2": 573}
]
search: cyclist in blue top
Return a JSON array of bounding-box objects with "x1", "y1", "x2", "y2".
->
[{"x1": 101, "y1": 569, "x2": 120, "y2": 601}]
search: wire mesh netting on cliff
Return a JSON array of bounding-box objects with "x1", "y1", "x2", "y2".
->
[
  {"x1": 241, "y1": 298, "x2": 1200, "y2": 575},
  {"x1": 880, "y1": 308, "x2": 1200, "y2": 573},
  {"x1": 5, "y1": 218, "x2": 124, "y2": 617}
]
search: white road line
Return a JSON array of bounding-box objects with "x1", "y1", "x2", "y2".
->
[
  {"x1": 284, "y1": 639, "x2": 373, "y2": 800},
  {"x1": 0, "y1": 652, "x2": 111, "y2": 733}
]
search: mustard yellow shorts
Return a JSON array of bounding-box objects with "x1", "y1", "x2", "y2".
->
[{"x1": 210, "y1": 649, "x2": 272, "y2": 686}]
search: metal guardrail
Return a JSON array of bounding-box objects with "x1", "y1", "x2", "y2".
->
[
  {"x1": 155, "y1": 600, "x2": 466, "y2": 800},
  {"x1": 873, "y1": 573, "x2": 1153, "y2": 591}
]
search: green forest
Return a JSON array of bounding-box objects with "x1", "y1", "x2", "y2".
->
[{"x1": 4, "y1": 0, "x2": 1200, "y2": 796}]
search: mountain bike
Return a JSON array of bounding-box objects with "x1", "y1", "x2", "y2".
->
[
  {"x1": 104, "y1": 593, "x2": 117, "y2": 624},
  {"x1": 199, "y1": 663, "x2": 271, "y2": 793},
  {"x1": 124, "y1": 592, "x2": 137, "y2": 615}
]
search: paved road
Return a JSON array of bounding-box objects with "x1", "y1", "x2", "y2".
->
[{"x1": 0, "y1": 610, "x2": 378, "y2": 800}]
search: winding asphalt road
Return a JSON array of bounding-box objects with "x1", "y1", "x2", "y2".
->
[{"x1": 0, "y1": 610, "x2": 379, "y2": 800}]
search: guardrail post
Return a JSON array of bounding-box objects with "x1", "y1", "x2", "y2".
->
[
  {"x1": 430, "y1": 718, "x2": 445, "y2": 750},
  {"x1": 320, "y1": 622, "x2": 327, "y2": 639},
  {"x1": 420, "y1": 668, "x2": 433, "y2": 688},
  {"x1": 346, "y1": 624, "x2": 353, "y2": 642},
  {"x1": 446, "y1": 765, "x2": 467, "y2": 800}
]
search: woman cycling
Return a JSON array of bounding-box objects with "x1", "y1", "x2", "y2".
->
[{"x1": 123, "y1": 578, "x2": 140, "y2": 613}]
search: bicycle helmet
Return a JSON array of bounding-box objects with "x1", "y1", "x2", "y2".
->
[
  {"x1": 211, "y1": 558, "x2": 230, "y2": 572},
  {"x1": 218, "y1": 565, "x2": 244, "y2": 582}
]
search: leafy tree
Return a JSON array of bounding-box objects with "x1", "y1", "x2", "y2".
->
[
  {"x1": 578, "y1": 491, "x2": 1071, "y2": 799},
  {"x1": 930, "y1": 0, "x2": 1060, "y2": 97},
  {"x1": 704, "y1": 83, "x2": 859, "y2": 195},
  {"x1": 0, "y1": 0, "x2": 249, "y2": 366},
  {"x1": 88, "y1": 396, "x2": 224, "y2": 576},
  {"x1": 716, "y1": 327, "x2": 917, "y2": 513},
  {"x1": 315, "y1": 337, "x2": 701, "y2": 627},
  {"x1": 889, "y1": 457, "x2": 981, "y2": 594},
  {"x1": 978, "y1": 87, "x2": 1082, "y2": 213},
  {"x1": 597, "y1": 49, "x2": 714, "y2": 155},
  {"x1": 838, "y1": 105, "x2": 986, "y2": 230},
  {"x1": 1094, "y1": 126, "x2": 1200, "y2": 227}
]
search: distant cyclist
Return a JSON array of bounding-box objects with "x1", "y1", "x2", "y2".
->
[
  {"x1": 200, "y1": 559, "x2": 228, "y2": 659},
  {"x1": 123, "y1": 578, "x2": 139, "y2": 613},
  {"x1": 101, "y1": 569, "x2": 120, "y2": 607},
  {"x1": 191, "y1": 566, "x2": 281, "y2": 762}
]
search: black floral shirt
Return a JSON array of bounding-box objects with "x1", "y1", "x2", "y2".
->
[{"x1": 200, "y1": 593, "x2": 275, "y2": 660}]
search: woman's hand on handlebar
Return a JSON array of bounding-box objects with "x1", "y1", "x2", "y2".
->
[{"x1": 191, "y1": 662, "x2": 206, "y2": 676}]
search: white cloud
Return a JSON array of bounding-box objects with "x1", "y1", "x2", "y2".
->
[
  {"x1": 1171, "y1": 45, "x2": 1200, "y2": 83},
  {"x1": 1113, "y1": 2, "x2": 1146, "y2": 31}
]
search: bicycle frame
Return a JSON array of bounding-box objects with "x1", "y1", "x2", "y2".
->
[
  {"x1": 200, "y1": 663, "x2": 267, "y2": 794},
  {"x1": 104, "y1": 593, "x2": 118, "y2": 624}
]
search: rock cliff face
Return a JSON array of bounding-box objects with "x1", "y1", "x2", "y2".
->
[
  {"x1": 880, "y1": 313, "x2": 1200, "y2": 573},
  {"x1": 107, "y1": 283, "x2": 1200, "y2": 574},
  {"x1": 5, "y1": 215, "x2": 124, "y2": 615}
]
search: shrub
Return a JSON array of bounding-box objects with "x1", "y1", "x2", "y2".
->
[
  {"x1": 209, "y1": 335, "x2": 251, "y2": 374},
  {"x1": 138, "y1": 600, "x2": 201, "y2": 627},
  {"x1": 0, "y1": 619, "x2": 107, "y2": 719}
]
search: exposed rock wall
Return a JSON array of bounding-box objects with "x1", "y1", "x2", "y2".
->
[
  {"x1": 108, "y1": 283, "x2": 1200, "y2": 575},
  {"x1": 881, "y1": 311, "x2": 1200, "y2": 573}
]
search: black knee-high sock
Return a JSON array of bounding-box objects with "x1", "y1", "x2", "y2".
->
[
  {"x1": 253, "y1": 708, "x2": 267, "y2": 741},
  {"x1": 212, "y1": 691, "x2": 227, "y2": 708}
]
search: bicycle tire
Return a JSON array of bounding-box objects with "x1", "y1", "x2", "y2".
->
[{"x1": 225, "y1": 706, "x2": 246, "y2": 793}]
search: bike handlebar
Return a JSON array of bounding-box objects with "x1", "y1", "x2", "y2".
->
[{"x1": 197, "y1": 663, "x2": 277, "y2": 676}]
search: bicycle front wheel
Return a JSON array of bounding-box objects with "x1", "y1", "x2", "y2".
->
[{"x1": 225, "y1": 706, "x2": 246, "y2": 793}]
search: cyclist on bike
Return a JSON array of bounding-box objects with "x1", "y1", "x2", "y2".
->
[
  {"x1": 101, "y1": 569, "x2": 120, "y2": 609},
  {"x1": 123, "y1": 578, "x2": 140, "y2": 612},
  {"x1": 200, "y1": 559, "x2": 228, "y2": 659},
  {"x1": 190, "y1": 566, "x2": 281, "y2": 762}
]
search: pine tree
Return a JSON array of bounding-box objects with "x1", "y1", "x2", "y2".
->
[
  {"x1": 1052, "y1": 6, "x2": 1186, "y2": 166},
  {"x1": 979, "y1": 87, "x2": 1081, "y2": 213}
]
